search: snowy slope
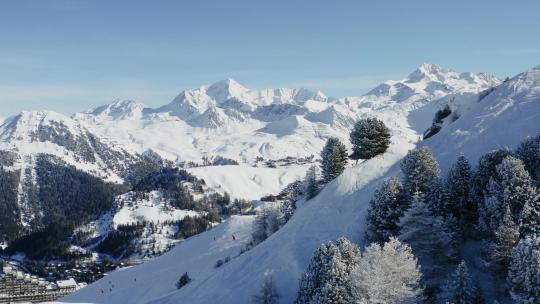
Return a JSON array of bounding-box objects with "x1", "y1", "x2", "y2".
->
[
  {"x1": 187, "y1": 164, "x2": 310, "y2": 200},
  {"x1": 423, "y1": 65, "x2": 540, "y2": 171},
  {"x1": 63, "y1": 215, "x2": 255, "y2": 304}
]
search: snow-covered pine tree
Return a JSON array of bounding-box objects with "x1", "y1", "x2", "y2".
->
[
  {"x1": 320, "y1": 137, "x2": 348, "y2": 182},
  {"x1": 439, "y1": 260, "x2": 480, "y2": 304},
  {"x1": 251, "y1": 205, "x2": 283, "y2": 246},
  {"x1": 304, "y1": 165, "x2": 318, "y2": 200},
  {"x1": 365, "y1": 178, "x2": 408, "y2": 244},
  {"x1": 400, "y1": 147, "x2": 440, "y2": 197},
  {"x1": 519, "y1": 195, "x2": 540, "y2": 237},
  {"x1": 352, "y1": 237, "x2": 422, "y2": 304},
  {"x1": 252, "y1": 271, "x2": 280, "y2": 304},
  {"x1": 425, "y1": 177, "x2": 451, "y2": 217},
  {"x1": 472, "y1": 149, "x2": 514, "y2": 226},
  {"x1": 515, "y1": 135, "x2": 540, "y2": 182},
  {"x1": 349, "y1": 117, "x2": 391, "y2": 162},
  {"x1": 507, "y1": 236, "x2": 540, "y2": 304},
  {"x1": 446, "y1": 155, "x2": 476, "y2": 230},
  {"x1": 398, "y1": 194, "x2": 456, "y2": 289},
  {"x1": 491, "y1": 206, "x2": 520, "y2": 270},
  {"x1": 480, "y1": 156, "x2": 539, "y2": 236},
  {"x1": 295, "y1": 237, "x2": 360, "y2": 304}
]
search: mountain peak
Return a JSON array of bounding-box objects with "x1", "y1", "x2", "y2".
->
[
  {"x1": 406, "y1": 63, "x2": 453, "y2": 83},
  {"x1": 81, "y1": 99, "x2": 146, "y2": 120},
  {"x1": 206, "y1": 78, "x2": 249, "y2": 101}
]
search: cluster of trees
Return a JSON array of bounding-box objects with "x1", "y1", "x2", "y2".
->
[
  {"x1": 364, "y1": 133, "x2": 540, "y2": 302},
  {"x1": 2, "y1": 155, "x2": 128, "y2": 260},
  {"x1": 423, "y1": 104, "x2": 453, "y2": 139},
  {"x1": 303, "y1": 117, "x2": 392, "y2": 202},
  {"x1": 0, "y1": 166, "x2": 22, "y2": 240},
  {"x1": 96, "y1": 223, "x2": 145, "y2": 258},
  {"x1": 295, "y1": 237, "x2": 422, "y2": 304},
  {"x1": 3, "y1": 222, "x2": 88, "y2": 260}
]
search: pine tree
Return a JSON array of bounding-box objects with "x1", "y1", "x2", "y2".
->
[
  {"x1": 446, "y1": 155, "x2": 476, "y2": 229},
  {"x1": 440, "y1": 261, "x2": 479, "y2": 304},
  {"x1": 491, "y1": 206, "x2": 520, "y2": 270},
  {"x1": 400, "y1": 147, "x2": 440, "y2": 196},
  {"x1": 251, "y1": 205, "x2": 283, "y2": 246},
  {"x1": 365, "y1": 178, "x2": 408, "y2": 244},
  {"x1": 515, "y1": 135, "x2": 540, "y2": 182},
  {"x1": 480, "y1": 156, "x2": 539, "y2": 236},
  {"x1": 320, "y1": 137, "x2": 348, "y2": 182},
  {"x1": 349, "y1": 117, "x2": 391, "y2": 162},
  {"x1": 425, "y1": 177, "x2": 451, "y2": 217},
  {"x1": 398, "y1": 194, "x2": 456, "y2": 287},
  {"x1": 507, "y1": 236, "x2": 540, "y2": 304},
  {"x1": 295, "y1": 237, "x2": 360, "y2": 304},
  {"x1": 252, "y1": 271, "x2": 280, "y2": 304},
  {"x1": 176, "y1": 272, "x2": 191, "y2": 289},
  {"x1": 472, "y1": 149, "x2": 514, "y2": 220},
  {"x1": 352, "y1": 237, "x2": 422, "y2": 304},
  {"x1": 304, "y1": 165, "x2": 319, "y2": 200}
]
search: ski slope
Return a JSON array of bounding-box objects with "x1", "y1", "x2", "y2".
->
[{"x1": 63, "y1": 215, "x2": 255, "y2": 304}]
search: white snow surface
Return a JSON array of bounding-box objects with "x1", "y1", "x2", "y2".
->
[
  {"x1": 111, "y1": 191, "x2": 200, "y2": 226},
  {"x1": 187, "y1": 164, "x2": 311, "y2": 200}
]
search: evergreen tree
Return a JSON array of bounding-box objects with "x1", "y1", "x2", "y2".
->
[
  {"x1": 472, "y1": 149, "x2": 514, "y2": 219},
  {"x1": 425, "y1": 177, "x2": 451, "y2": 217},
  {"x1": 446, "y1": 155, "x2": 476, "y2": 229},
  {"x1": 515, "y1": 135, "x2": 540, "y2": 182},
  {"x1": 349, "y1": 117, "x2": 391, "y2": 162},
  {"x1": 352, "y1": 237, "x2": 423, "y2": 304},
  {"x1": 176, "y1": 272, "x2": 191, "y2": 289},
  {"x1": 400, "y1": 147, "x2": 440, "y2": 196},
  {"x1": 365, "y1": 178, "x2": 408, "y2": 244},
  {"x1": 491, "y1": 206, "x2": 520, "y2": 270},
  {"x1": 295, "y1": 237, "x2": 360, "y2": 304},
  {"x1": 253, "y1": 271, "x2": 280, "y2": 304},
  {"x1": 251, "y1": 205, "x2": 284, "y2": 246},
  {"x1": 398, "y1": 194, "x2": 456, "y2": 288},
  {"x1": 304, "y1": 165, "x2": 319, "y2": 200},
  {"x1": 480, "y1": 156, "x2": 539, "y2": 236},
  {"x1": 440, "y1": 261, "x2": 480, "y2": 304},
  {"x1": 320, "y1": 137, "x2": 348, "y2": 182},
  {"x1": 508, "y1": 236, "x2": 540, "y2": 304}
]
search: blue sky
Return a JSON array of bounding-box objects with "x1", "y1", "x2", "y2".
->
[{"x1": 0, "y1": 0, "x2": 539, "y2": 117}]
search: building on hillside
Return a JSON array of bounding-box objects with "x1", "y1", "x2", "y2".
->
[{"x1": 0, "y1": 261, "x2": 80, "y2": 303}]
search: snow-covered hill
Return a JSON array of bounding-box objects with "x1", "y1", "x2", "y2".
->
[{"x1": 62, "y1": 64, "x2": 534, "y2": 304}]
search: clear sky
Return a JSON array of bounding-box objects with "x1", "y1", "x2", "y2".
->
[{"x1": 0, "y1": 0, "x2": 539, "y2": 117}]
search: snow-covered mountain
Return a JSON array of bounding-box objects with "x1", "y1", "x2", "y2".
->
[
  {"x1": 63, "y1": 64, "x2": 539, "y2": 304},
  {"x1": 0, "y1": 110, "x2": 169, "y2": 238},
  {"x1": 71, "y1": 64, "x2": 499, "y2": 185},
  {"x1": 0, "y1": 110, "x2": 139, "y2": 183}
]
